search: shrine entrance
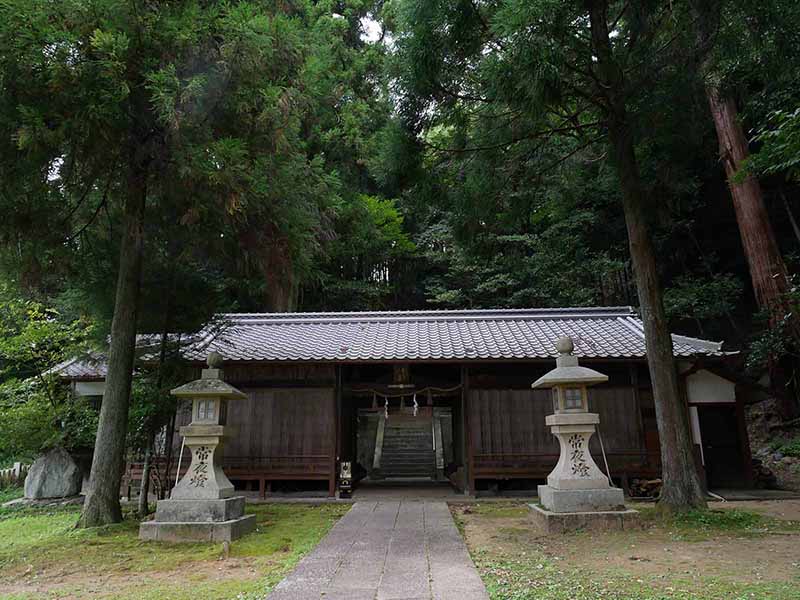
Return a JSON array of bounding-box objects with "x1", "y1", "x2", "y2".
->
[
  {"x1": 356, "y1": 406, "x2": 453, "y2": 481},
  {"x1": 339, "y1": 362, "x2": 464, "y2": 492}
]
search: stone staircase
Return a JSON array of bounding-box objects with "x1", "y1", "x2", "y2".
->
[{"x1": 379, "y1": 416, "x2": 435, "y2": 478}]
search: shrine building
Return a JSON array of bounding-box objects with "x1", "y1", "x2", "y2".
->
[{"x1": 53, "y1": 307, "x2": 753, "y2": 497}]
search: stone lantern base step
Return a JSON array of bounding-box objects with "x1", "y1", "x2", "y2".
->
[
  {"x1": 139, "y1": 514, "x2": 256, "y2": 542},
  {"x1": 538, "y1": 484, "x2": 625, "y2": 513},
  {"x1": 139, "y1": 495, "x2": 256, "y2": 542},
  {"x1": 153, "y1": 496, "x2": 246, "y2": 522},
  {"x1": 528, "y1": 503, "x2": 640, "y2": 534}
]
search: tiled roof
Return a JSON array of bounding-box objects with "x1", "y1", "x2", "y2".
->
[
  {"x1": 184, "y1": 306, "x2": 725, "y2": 362},
  {"x1": 45, "y1": 352, "x2": 108, "y2": 379},
  {"x1": 50, "y1": 307, "x2": 728, "y2": 379}
]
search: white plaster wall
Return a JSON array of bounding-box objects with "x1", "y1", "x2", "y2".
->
[
  {"x1": 75, "y1": 380, "x2": 105, "y2": 397},
  {"x1": 686, "y1": 369, "x2": 735, "y2": 405},
  {"x1": 690, "y1": 406, "x2": 705, "y2": 466}
]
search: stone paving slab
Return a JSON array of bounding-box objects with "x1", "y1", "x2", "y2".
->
[{"x1": 266, "y1": 501, "x2": 489, "y2": 600}]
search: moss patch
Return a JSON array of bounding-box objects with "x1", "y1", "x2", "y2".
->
[{"x1": 0, "y1": 502, "x2": 349, "y2": 599}]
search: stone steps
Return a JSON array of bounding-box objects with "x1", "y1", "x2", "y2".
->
[{"x1": 380, "y1": 418, "x2": 434, "y2": 478}]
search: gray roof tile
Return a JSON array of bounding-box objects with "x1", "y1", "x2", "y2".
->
[
  {"x1": 51, "y1": 307, "x2": 728, "y2": 379},
  {"x1": 184, "y1": 306, "x2": 726, "y2": 362}
]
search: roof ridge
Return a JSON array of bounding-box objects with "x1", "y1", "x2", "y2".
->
[
  {"x1": 215, "y1": 306, "x2": 637, "y2": 323},
  {"x1": 618, "y1": 316, "x2": 724, "y2": 351}
]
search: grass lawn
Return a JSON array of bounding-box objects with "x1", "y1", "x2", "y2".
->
[
  {"x1": 0, "y1": 488, "x2": 23, "y2": 504},
  {"x1": 0, "y1": 496, "x2": 349, "y2": 600},
  {"x1": 451, "y1": 501, "x2": 800, "y2": 600}
]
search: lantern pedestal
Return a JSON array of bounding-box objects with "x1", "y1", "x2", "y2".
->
[
  {"x1": 170, "y1": 425, "x2": 235, "y2": 500},
  {"x1": 537, "y1": 412, "x2": 624, "y2": 513},
  {"x1": 139, "y1": 355, "x2": 256, "y2": 543}
]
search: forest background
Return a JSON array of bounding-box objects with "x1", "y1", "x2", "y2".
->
[{"x1": 0, "y1": 0, "x2": 799, "y2": 516}]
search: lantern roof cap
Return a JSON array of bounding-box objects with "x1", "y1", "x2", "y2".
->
[
  {"x1": 170, "y1": 353, "x2": 247, "y2": 399},
  {"x1": 532, "y1": 337, "x2": 609, "y2": 388}
]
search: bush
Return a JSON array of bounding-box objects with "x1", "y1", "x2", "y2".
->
[
  {"x1": 774, "y1": 437, "x2": 800, "y2": 458},
  {"x1": 0, "y1": 378, "x2": 98, "y2": 466}
]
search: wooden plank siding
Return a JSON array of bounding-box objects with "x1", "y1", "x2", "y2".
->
[
  {"x1": 469, "y1": 386, "x2": 654, "y2": 481},
  {"x1": 224, "y1": 387, "x2": 336, "y2": 492},
  {"x1": 127, "y1": 385, "x2": 337, "y2": 497},
  {"x1": 123, "y1": 361, "x2": 664, "y2": 496}
]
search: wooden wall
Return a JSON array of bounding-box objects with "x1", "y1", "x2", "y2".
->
[
  {"x1": 168, "y1": 375, "x2": 337, "y2": 495},
  {"x1": 144, "y1": 360, "x2": 662, "y2": 496},
  {"x1": 468, "y1": 385, "x2": 654, "y2": 483},
  {"x1": 225, "y1": 387, "x2": 335, "y2": 468}
]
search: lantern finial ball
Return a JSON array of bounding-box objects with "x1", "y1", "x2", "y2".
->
[
  {"x1": 207, "y1": 351, "x2": 224, "y2": 369},
  {"x1": 555, "y1": 336, "x2": 574, "y2": 355}
]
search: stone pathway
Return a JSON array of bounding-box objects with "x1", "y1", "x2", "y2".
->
[{"x1": 266, "y1": 501, "x2": 490, "y2": 600}]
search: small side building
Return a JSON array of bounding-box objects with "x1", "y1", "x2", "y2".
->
[{"x1": 54, "y1": 307, "x2": 751, "y2": 496}]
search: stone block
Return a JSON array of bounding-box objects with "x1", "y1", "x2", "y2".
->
[
  {"x1": 538, "y1": 484, "x2": 625, "y2": 513},
  {"x1": 24, "y1": 447, "x2": 83, "y2": 499},
  {"x1": 153, "y1": 496, "x2": 245, "y2": 522},
  {"x1": 138, "y1": 514, "x2": 256, "y2": 542},
  {"x1": 528, "y1": 503, "x2": 640, "y2": 534}
]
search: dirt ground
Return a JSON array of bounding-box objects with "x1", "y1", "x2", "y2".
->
[
  {"x1": 710, "y1": 498, "x2": 800, "y2": 521},
  {"x1": 453, "y1": 500, "x2": 800, "y2": 588},
  {"x1": 0, "y1": 556, "x2": 262, "y2": 599}
]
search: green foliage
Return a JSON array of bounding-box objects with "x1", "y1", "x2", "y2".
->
[
  {"x1": 127, "y1": 368, "x2": 180, "y2": 454},
  {"x1": 0, "y1": 290, "x2": 93, "y2": 381},
  {"x1": 307, "y1": 194, "x2": 416, "y2": 310},
  {"x1": 745, "y1": 278, "x2": 800, "y2": 373},
  {"x1": 0, "y1": 290, "x2": 97, "y2": 464},
  {"x1": 0, "y1": 379, "x2": 99, "y2": 465},
  {"x1": 664, "y1": 274, "x2": 743, "y2": 324},
  {"x1": 769, "y1": 437, "x2": 800, "y2": 458},
  {"x1": 0, "y1": 0, "x2": 396, "y2": 319},
  {"x1": 671, "y1": 508, "x2": 763, "y2": 532},
  {"x1": 0, "y1": 381, "x2": 53, "y2": 465},
  {"x1": 751, "y1": 108, "x2": 800, "y2": 181},
  {"x1": 0, "y1": 487, "x2": 22, "y2": 503}
]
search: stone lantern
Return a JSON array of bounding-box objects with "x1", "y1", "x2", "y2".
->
[
  {"x1": 531, "y1": 337, "x2": 630, "y2": 527},
  {"x1": 139, "y1": 352, "x2": 256, "y2": 542}
]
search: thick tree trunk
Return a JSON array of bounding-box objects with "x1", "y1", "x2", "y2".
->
[
  {"x1": 587, "y1": 0, "x2": 706, "y2": 510},
  {"x1": 693, "y1": 0, "x2": 799, "y2": 419},
  {"x1": 705, "y1": 89, "x2": 799, "y2": 419},
  {"x1": 78, "y1": 173, "x2": 147, "y2": 527},
  {"x1": 706, "y1": 90, "x2": 790, "y2": 315}
]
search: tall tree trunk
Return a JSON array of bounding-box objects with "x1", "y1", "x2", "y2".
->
[
  {"x1": 79, "y1": 167, "x2": 147, "y2": 527},
  {"x1": 137, "y1": 437, "x2": 153, "y2": 517},
  {"x1": 693, "y1": 1, "x2": 800, "y2": 419},
  {"x1": 138, "y1": 277, "x2": 174, "y2": 516},
  {"x1": 587, "y1": 0, "x2": 706, "y2": 510},
  {"x1": 706, "y1": 90, "x2": 792, "y2": 318},
  {"x1": 161, "y1": 409, "x2": 177, "y2": 499}
]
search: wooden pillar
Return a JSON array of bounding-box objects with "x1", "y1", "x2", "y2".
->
[
  {"x1": 735, "y1": 387, "x2": 755, "y2": 488},
  {"x1": 330, "y1": 367, "x2": 341, "y2": 498},
  {"x1": 629, "y1": 363, "x2": 647, "y2": 474},
  {"x1": 461, "y1": 365, "x2": 474, "y2": 496}
]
